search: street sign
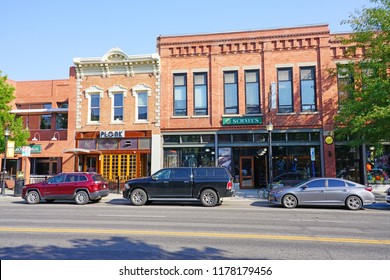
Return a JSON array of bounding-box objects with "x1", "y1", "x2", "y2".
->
[{"x1": 310, "y1": 147, "x2": 315, "y2": 161}]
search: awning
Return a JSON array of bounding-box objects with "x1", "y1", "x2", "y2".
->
[{"x1": 63, "y1": 148, "x2": 101, "y2": 154}]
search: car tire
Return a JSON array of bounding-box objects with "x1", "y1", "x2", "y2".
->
[
  {"x1": 345, "y1": 195, "x2": 362, "y2": 210},
  {"x1": 74, "y1": 191, "x2": 89, "y2": 205},
  {"x1": 200, "y1": 189, "x2": 218, "y2": 207},
  {"x1": 130, "y1": 189, "x2": 147, "y2": 206},
  {"x1": 282, "y1": 194, "x2": 298, "y2": 208},
  {"x1": 26, "y1": 190, "x2": 40, "y2": 204}
]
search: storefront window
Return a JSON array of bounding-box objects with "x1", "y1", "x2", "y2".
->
[
  {"x1": 163, "y1": 148, "x2": 215, "y2": 168},
  {"x1": 233, "y1": 134, "x2": 253, "y2": 142}
]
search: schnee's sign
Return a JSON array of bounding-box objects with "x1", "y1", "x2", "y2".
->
[{"x1": 222, "y1": 116, "x2": 262, "y2": 126}]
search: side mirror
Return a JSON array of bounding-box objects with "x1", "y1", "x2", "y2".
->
[{"x1": 301, "y1": 185, "x2": 308, "y2": 190}]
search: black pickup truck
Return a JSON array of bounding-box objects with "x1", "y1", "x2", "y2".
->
[{"x1": 123, "y1": 167, "x2": 234, "y2": 207}]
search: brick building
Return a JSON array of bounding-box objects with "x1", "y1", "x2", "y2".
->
[
  {"x1": 71, "y1": 48, "x2": 161, "y2": 182},
  {"x1": 4, "y1": 24, "x2": 382, "y2": 188},
  {"x1": 6, "y1": 72, "x2": 77, "y2": 184},
  {"x1": 157, "y1": 24, "x2": 349, "y2": 188}
]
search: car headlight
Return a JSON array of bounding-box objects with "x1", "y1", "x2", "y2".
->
[{"x1": 124, "y1": 183, "x2": 130, "y2": 190}]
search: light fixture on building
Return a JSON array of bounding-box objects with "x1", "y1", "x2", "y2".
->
[
  {"x1": 51, "y1": 132, "x2": 60, "y2": 141},
  {"x1": 32, "y1": 132, "x2": 40, "y2": 141}
]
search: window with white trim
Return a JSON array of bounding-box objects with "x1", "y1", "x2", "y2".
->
[
  {"x1": 131, "y1": 84, "x2": 152, "y2": 122},
  {"x1": 84, "y1": 86, "x2": 104, "y2": 123},
  {"x1": 108, "y1": 85, "x2": 127, "y2": 122}
]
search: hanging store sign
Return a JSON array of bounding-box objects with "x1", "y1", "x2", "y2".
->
[
  {"x1": 15, "y1": 144, "x2": 42, "y2": 154},
  {"x1": 222, "y1": 116, "x2": 262, "y2": 126},
  {"x1": 99, "y1": 130, "x2": 125, "y2": 138}
]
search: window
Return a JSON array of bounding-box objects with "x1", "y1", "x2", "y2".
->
[
  {"x1": 56, "y1": 113, "x2": 68, "y2": 129},
  {"x1": 171, "y1": 168, "x2": 191, "y2": 179},
  {"x1": 245, "y1": 70, "x2": 260, "y2": 114},
  {"x1": 224, "y1": 71, "x2": 238, "y2": 114},
  {"x1": 306, "y1": 179, "x2": 326, "y2": 188},
  {"x1": 108, "y1": 85, "x2": 127, "y2": 122},
  {"x1": 337, "y1": 65, "x2": 353, "y2": 105},
  {"x1": 113, "y1": 93, "x2": 124, "y2": 121},
  {"x1": 132, "y1": 84, "x2": 152, "y2": 122},
  {"x1": 137, "y1": 92, "x2": 148, "y2": 120},
  {"x1": 174, "y1": 74, "x2": 187, "y2": 116},
  {"x1": 328, "y1": 179, "x2": 346, "y2": 187},
  {"x1": 300, "y1": 67, "x2": 316, "y2": 112},
  {"x1": 193, "y1": 73, "x2": 208, "y2": 115},
  {"x1": 277, "y1": 68, "x2": 293, "y2": 113},
  {"x1": 40, "y1": 103, "x2": 52, "y2": 129},
  {"x1": 85, "y1": 86, "x2": 103, "y2": 123},
  {"x1": 90, "y1": 94, "x2": 100, "y2": 122}
]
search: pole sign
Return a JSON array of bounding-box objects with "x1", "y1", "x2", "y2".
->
[{"x1": 310, "y1": 147, "x2": 315, "y2": 161}]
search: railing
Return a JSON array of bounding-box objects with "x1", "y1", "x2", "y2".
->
[{"x1": 28, "y1": 175, "x2": 51, "y2": 184}]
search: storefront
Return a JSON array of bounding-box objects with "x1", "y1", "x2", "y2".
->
[
  {"x1": 71, "y1": 130, "x2": 152, "y2": 182},
  {"x1": 162, "y1": 128, "x2": 323, "y2": 189}
]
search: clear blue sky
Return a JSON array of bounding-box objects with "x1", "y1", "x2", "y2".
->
[{"x1": 1, "y1": 0, "x2": 373, "y2": 81}]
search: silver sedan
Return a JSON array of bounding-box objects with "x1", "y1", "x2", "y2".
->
[{"x1": 268, "y1": 178, "x2": 376, "y2": 210}]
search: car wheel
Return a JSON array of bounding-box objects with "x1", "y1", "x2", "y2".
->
[
  {"x1": 345, "y1": 195, "x2": 362, "y2": 210},
  {"x1": 26, "y1": 190, "x2": 40, "y2": 204},
  {"x1": 74, "y1": 191, "x2": 89, "y2": 205},
  {"x1": 130, "y1": 189, "x2": 147, "y2": 206},
  {"x1": 282, "y1": 194, "x2": 298, "y2": 208},
  {"x1": 200, "y1": 189, "x2": 218, "y2": 207}
]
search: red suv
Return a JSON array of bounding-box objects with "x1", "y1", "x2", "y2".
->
[{"x1": 22, "y1": 172, "x2": 109, "y2": 205}]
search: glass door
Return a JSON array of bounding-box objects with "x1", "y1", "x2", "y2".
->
[{"x1": 240, "y1": 156, "x2": 254, "y2": 189}]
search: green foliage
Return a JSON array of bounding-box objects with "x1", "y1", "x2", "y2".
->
[
  {"x1": 335, "y1": 0, "x2": 390, "y2": 145},
  {"x1": 0, "y1": 71, "x2": 30, "y2": 152}
]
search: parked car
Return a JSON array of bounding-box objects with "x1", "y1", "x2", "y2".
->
[
  {"x1": 273, "y1": 172, "x2": 307, "y2": 186},
  {"x1": 123, "y1": 167, "x2": 234, "y2": 207},
  {"x1": 385, "y1": 188, "x2": 390, "y2": 205},
  {"x1": 22, "y1": 172, "x2": 109, "y2": 205},
  {"x1": 268, "y1": 177, "x2": 375, "y2": 210}
]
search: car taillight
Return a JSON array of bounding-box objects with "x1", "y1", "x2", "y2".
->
[
  {"x1": 226, "y1": 181, "x2": 232, "y2": 190},
  {"x1": 364, "y1": 186, "x2": 372, "y2": 192}
]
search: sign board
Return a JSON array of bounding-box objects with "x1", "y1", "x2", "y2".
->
[
  {"x1": 310, "y1": 147, "x2": 315, "y2": 161},
  {"x1": 222, "y1": 116, "x2": 262, "y2": 126},
  {"x1": 22, "y1": 146, "x2": 31, "y2": 157},
  {"x1": 15, "y1": 144, "x2": 41, "y2": 154},
  {"x1": 6, "y1": 141, "x2": 15, "y2": 157},
  {"x1": 100, "y1": 130, "x2": 125, "y2": 138}
]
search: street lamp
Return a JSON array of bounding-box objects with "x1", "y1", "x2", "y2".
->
[
  {"x1": 266, "y1": 122, "x2": 273, "y2": 189},
  {"x1": 2, "y1": 126, "x2": 10, "y2": 196}
]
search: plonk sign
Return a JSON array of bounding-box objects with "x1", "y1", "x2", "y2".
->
[{"x1": 100, "y1": 130, "x2": 125, "y2": 138}]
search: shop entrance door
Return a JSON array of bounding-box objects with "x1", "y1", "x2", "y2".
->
[
  {"x1": 84, "y1": 155, "x2": 98, "y2": 173},
  {"x1": 240, "y1": 156, "x2": 254, "y2": 189}
]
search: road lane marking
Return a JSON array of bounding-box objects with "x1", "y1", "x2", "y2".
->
[
  {"x1": 1, "y1": 227, "x2": 390, "y2": 245},
  {"x1": 97, "y1": 214, "x2": 166, "y2": 218}
]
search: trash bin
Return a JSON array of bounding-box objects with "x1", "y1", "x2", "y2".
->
[{"x1": 14, "y1": 179, "x2": 24, "y2": 197}]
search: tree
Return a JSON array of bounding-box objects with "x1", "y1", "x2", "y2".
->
[
  {"x1": 334, "y1": 0, "x2": 390, "y2": 146},
  {"x1": 0, "y1": 71, "x2": 29, "y2": 152}
]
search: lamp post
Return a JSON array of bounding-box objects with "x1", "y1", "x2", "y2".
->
[
  {"x1": 266, "y1": 122, "x2": 273, "y2": 189},
  {"x1": 2, "y1": 126, "x2": 10, "y2": 196}
]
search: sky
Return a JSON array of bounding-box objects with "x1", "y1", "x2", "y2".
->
[{"x1": 0, "y1": 0, "x2": 374, "y2": 81}]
